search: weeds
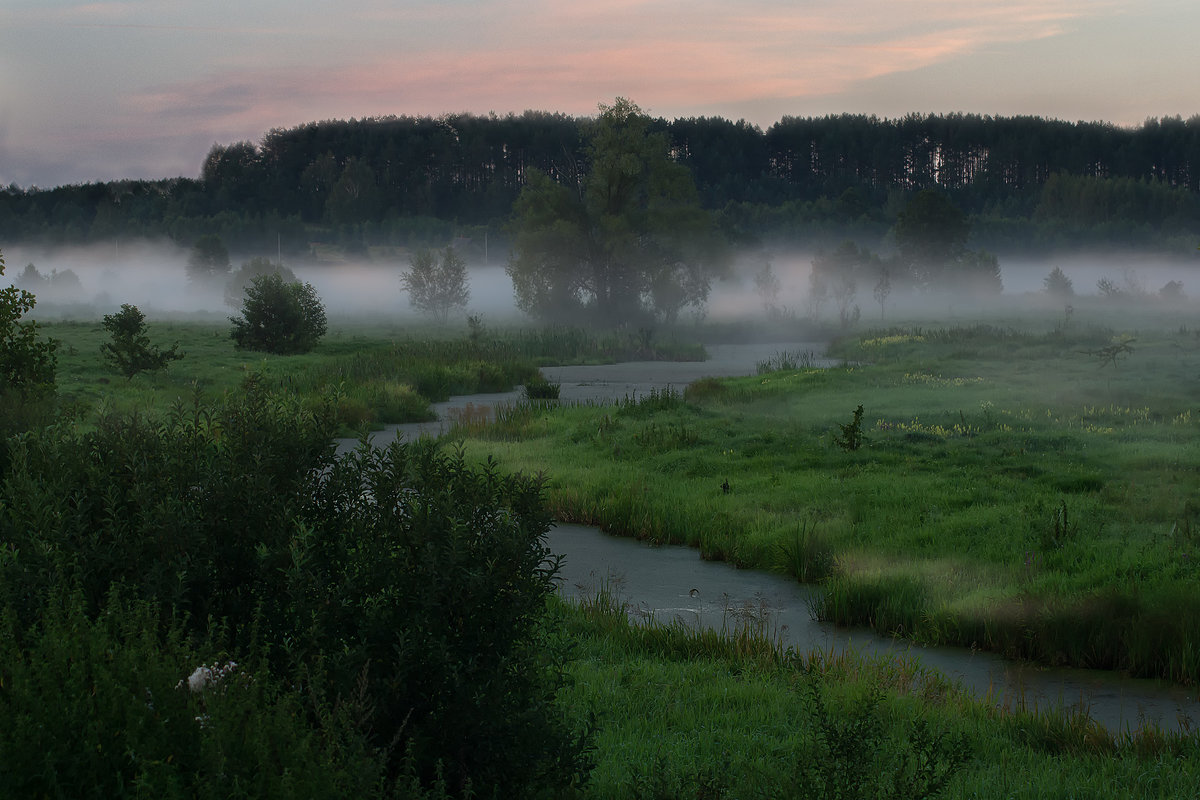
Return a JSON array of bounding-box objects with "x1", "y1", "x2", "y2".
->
[
  {"x1": 779, "y1": 518, "x2": 837, "y2": 583},
  {"x1": 756, "y1": 349, "x2": 817, "y2": 374},
  {"x1": 796, "y1": 682, "x2": 972, "y2": 800}
]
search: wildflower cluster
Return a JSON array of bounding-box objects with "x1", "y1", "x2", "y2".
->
[
  {"x1": 177, "y1": 660, "x2": 238, "y2": 694},
  {"x1": 902, "y1": 372, "x2": 985, "y2": 388},
  {"x1": 859, "y1": 334, "x2": 926, "y2": 348}
]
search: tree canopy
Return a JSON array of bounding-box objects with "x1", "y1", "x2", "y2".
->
[
  {"x1": 229, "y1": 272, "x2": 327, "y2": 354},
  {"x1": 100, "y1": 304, "x2": 184, "y2": 379},
  {"x1": 401, "y1": 246, "x2": 470, "y2": 322},
  {"x1": 507, "y1": 98, "x2": 724, "y2": 325}
]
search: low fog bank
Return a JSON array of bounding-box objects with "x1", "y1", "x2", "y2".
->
[
  {"x1": 3, "y1": 240, "x2": 524, "y2": 323},
  {"x1": 710, "y1": 248, "x2": 1198, "y2": 327},
  {"x1": 4, "y1": 239, "x2": 1196, "y2": 332}
]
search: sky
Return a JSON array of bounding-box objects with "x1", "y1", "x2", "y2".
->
[{"x1": 3, "y1": 0, "x2": 1199, "y2": 189}]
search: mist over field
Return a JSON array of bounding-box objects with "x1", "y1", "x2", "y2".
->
[
  {"x1": 2, "y1": 240, "x2": 524, "y2": 322},
  {"x1": 4, "y1": 238, "x2": 1196, "y2": 328}
]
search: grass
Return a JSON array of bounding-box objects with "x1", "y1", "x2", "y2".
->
[
  {"x1": 456, "y1": 316, "x2": 1200, "y2": 684},
  {"x1": 41, "y1": 317, "x2": 706, "y2": 431},
  {"x1": 555, "y1": 587, "x2": 1200, "y2": 798}
]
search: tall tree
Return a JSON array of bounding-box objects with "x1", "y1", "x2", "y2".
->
[
  {"x1": 892, "y1": 189, "x2": 1001, "y2": 293},
  {"x1": 401, "y1": 246, "x2": 470, "y2": 322},
  {"x1": 507, "y1": 98, "x2": 724, "y2": 325},
  {"x1": 185, "y1": 234, "x2": 231, "y2": 287}
]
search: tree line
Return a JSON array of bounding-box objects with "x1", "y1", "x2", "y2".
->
[{"x1": 3, "y1": 111, "x2": 1200, "y2": 255}]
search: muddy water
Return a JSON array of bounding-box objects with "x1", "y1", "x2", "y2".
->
[{"x1": 334, "y1": 340, "x2": 1200, "y2": 732}]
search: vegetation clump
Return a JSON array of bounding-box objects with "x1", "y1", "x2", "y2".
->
[
  {"x1": 230, "y1": 271, "x2": 327, "y2": 354},
  {"x1": 0, "y1": 381, "x2": 591, "y2": 797},
  {"x1": 401, "y1": 245, "x2": 470, "y2": 322},
  {"x1": 99, "y1": 303, "x2": 184, "y2": 379}
]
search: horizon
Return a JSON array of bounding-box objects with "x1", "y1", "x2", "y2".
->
[{"x1": 3, "y1": 1, "x2": 1199, "y2": 189}]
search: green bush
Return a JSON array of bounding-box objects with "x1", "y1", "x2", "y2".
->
[{"x1": 230, "y1": 272, "x2": 327, "y2": 354}]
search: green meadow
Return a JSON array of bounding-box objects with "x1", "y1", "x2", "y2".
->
[
  {"x1": 454, "y1": 310, "x2": 1200, "y2": 686},
  {"x1": 44, "y1": 317, "x2": 704, "y2": 430}
]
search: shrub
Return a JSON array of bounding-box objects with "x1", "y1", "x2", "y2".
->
[
  {"x1": 0, "y1": 380, "x2": 591, "y2": 796},
  {"x1": 230, "y1": 272, "x2": 327, "y2": 354},
  {"x1": 0, "y1": 247, "x2": 56, "y2": 393}
]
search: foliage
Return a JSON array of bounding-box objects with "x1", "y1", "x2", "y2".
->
[
  {"x1": 185, "y1": 233, "x2": 231, "y2": 286},
  {"x1": 99, "y1": 303, "x2": 184, "y2": 379},
  {"x1": 0, "y1": 248, "x2": 57, "y2": 393},
  {"x1": 401, "y1": 246, "x2": 470, "y2": 321},
  {"x1": 523, "y1": 373, "x2": 562, "y2": 400},
  {"x1": 752, "y1": 260, "x2": 783, "y2": 314},
  {"x1": 224, "y1": 256, "x2": 297, "y2": 307},
  {"x1": 833, "y1": 403, "x2": 866, "y2": 451},
  {"x1": 230, "y1": 271, "x2": 327, "y2": 354},
  {"x1": 0, "y1": 380, "x2": 591, "y2": 796},
  {"x1": 795, "y1": 682, "x2": 972, "y2": 800},
  {"x1": 0, "y1": 591, "x2": 380, "y2": 799},
  {"x1": 1043, "y1": 266, "x2": 1075, "y2": 298},
  {"x1": 7, "y1": 113, "x2": 1200, "y2": 259},
  {"x1": 892, "y1": 190, "x2": 1002, "y2": 293},
  {"x1": 507, "y1": 98, "x2": 724, "y2": 325}
]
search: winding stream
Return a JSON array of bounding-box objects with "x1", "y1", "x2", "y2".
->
[{"x1": 336, "y1": 341, "x2": 1200, "y2": 732}]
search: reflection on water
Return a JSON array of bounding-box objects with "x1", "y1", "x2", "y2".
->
[{"x1": 548, "y1": 522, "x2": 1200, "y2": 733}]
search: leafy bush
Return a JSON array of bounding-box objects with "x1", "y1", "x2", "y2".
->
[
  {"x1": 0, "y1": 379, "x2": 591, "y2": 796},
  {"x1": 230, "y1": 272, "x2": 327, "y2": 354},
  {"x1": 833, "y1": 404, "x2": 866, "y2": 451},
  {"x1": 0, "y1": 590, "x2": 380, "y2": 799},
  {"x1": 0, "y1": 247, "x2": 56, "y2": 393}
]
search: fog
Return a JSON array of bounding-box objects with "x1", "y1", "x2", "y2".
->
[
  {"x1": 3, "y1": 240, "x2": 524, "y2": 323},
  {"x1": 3, "y1": 239, "x2": 1196, "y2": 329},
  {"x1": 707, "y1": 248, "x2": 1198, "y2": 326}
]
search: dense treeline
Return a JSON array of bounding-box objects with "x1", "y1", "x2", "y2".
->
[{"x1": 4, "y1": 111, "x2": 1200, "y2": 255}]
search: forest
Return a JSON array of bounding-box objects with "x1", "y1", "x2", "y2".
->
[{"x1": 3, "y1": 112, "x2": 1200, "y2": 258}]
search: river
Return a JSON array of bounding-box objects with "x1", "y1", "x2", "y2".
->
[{"x1": 335, "y1": 341, "x2": 1200, "y2": 732}]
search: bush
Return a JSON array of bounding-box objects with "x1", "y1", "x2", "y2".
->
[
  {"x1": 0, "y1": 247, "x2": 56, "y2": 393},
  {"x1": 0, "y1": 380, "x2": 591, "y2": 796},
  {"x1": 230, "y1": 272, "x2": 327, "y2": 354}
]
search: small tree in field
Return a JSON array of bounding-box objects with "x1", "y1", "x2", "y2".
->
[
  {"x1": 1044, "y1": 267, "x2": 1074, "y2": 298},
  {"x1": 401, "y1": 246, "x2": 469, "y2": 322},
  {"x1": 230, "y1": 273, "x2": 327, "y2": 354},
  {"x1": 100, "y1": 304, "x2": 184, "y2": 379}
]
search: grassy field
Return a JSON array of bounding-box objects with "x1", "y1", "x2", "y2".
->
[{"x1": 453, "y1": 309, "x2": 1200, "y2": 684}]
